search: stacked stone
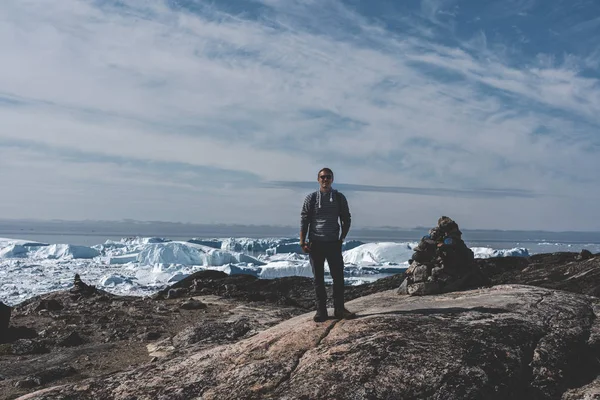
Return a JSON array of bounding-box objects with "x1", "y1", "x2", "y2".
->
[
  {"x1": 400, "y1": 216, "x2": 481, "y2": 296},
  {"x1": 69, "y1": 274, "x2": 97, "y2": 298}
]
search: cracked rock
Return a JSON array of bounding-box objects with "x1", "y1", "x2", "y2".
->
[{"x1": 20, "y1": 285, "x2": 600, "y2": 400}]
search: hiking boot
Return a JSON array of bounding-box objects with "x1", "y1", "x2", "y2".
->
[
  {"x1": 334, "y1": 308, "x2": 356, "y2": 320},
  {"x1": 313, "y1": 310, "x2": 328, "y2": 322}
]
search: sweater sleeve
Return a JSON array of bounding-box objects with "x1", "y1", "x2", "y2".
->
[
  {"x1": 300, "y1": 193, "x2": 313, "y2": 234},
  {"x1": 339, "y1": 193, "x2": 351, "y2": 231}
]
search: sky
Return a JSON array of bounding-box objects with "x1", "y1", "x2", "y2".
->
[{"x1": 1, "y1": 0, "x2": 599, "y2": 231}]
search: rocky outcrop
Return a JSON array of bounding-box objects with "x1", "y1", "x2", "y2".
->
[
  {"x1": 400, "y1": 216, "x2": 489, "y2": 295},
  {"x1": 562, "y1": 375, "x2": 600, "y2": 399},
  {"x1": 1, "y1": 272, "x2": 402, "y2": 399},
  {"x1": 19, "y1": 285, "x2": 600, "y2": 400},
  {"x1": 477, "y1": 252, "x2": 600, "y2": 296},
  {"x1": 155, "y1": 269, "x2": 404, "y2": 310},
  {"x1": 6, "y1": 252, "x2": 600, "y2": 400}
]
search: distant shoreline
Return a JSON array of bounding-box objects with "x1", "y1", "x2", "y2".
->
[{"x1": 2, "y1": 218, "x2": 600, "y2": 246}]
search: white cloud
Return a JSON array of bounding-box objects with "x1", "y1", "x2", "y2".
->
[{"x1": 0, "y1": 0, "x2": 599, "y2": 229}]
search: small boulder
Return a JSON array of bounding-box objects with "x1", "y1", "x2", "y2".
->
[
  {"x1": 412, "y1": 264, "x2": 430, "y2": 282},
  {"x1": 180, "y1": 298, "x2": 207, "y2": 310},
  {"x1": 407, "y1": 281, "x2": 441, "y2": 296},
  {"x1": 15, "y1": 377, "x2": 43, "y2": 388},
  {"x1": 167, "y1": 288, "x2": 187, "y2": 299},
  {"x1": 57, "y1": 331, "x2": 87, "y2": 347},
  {"x1": 0, "y1": 343, "x2": 12, "y2": 355},
  {"x1": 576, "y1": 249, "x2": 594, "y2": 261},
  {"x1": 147, "y1": 339, "x2": 176, "y2": 358},
  {"x1": 7, "y1": 326, "x2": 38, "y2": 341},
  {"x1": 38, "y1": 365, "x2": 77, "y2": 384},
  {"x1": 11, "y1": 339, "x2": 49, "y2": 355},
  {"x1": 34, "y1": 299, "x2": 64, "y2": 312},
  {"x1": 397, "y1": 279, "x2": 408, "y2": 295},
  {"x1": 14, "y1": 366, "x2": 76, "y2": 388},
  {"x1": 143, "y1": 331, "x2": 162, "y2": 341},
  {"x1": 173, "y1": 318, "x2": 252, "y2": 348}
]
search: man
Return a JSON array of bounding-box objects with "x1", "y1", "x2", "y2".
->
[{"x1": 300, "y1": 168, "x2": 356, "y2": 322}]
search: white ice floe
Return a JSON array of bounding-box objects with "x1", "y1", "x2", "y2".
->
[
  {"x1": 0, "y1": 243, "x2": 100, "y2": 259},
  {"x1": 99, "y1": 274, "x2": 135, "y2": 287},
  {"x1": 221, "y1": 237, "x2": 289, "y2": 253},
  {"x1": 135, "y1": 241, "x2": 264, "y2": 267},
  {"x1": 107, "y1": 254, "x2": 139, "y2": 265},
  {"x1": 258, "y1": 260, "x2": 313, "y2": 279},
  {"x1": 470, "y1": 247, "x2": 530, "y2": 258},
  {"x1": 31, "y1": 244, "x2": 101, "y2": 260},
  {"x1": 343, "y1": 242, "x2": 416, "y2": 266},
  {"x1": 219, "y1": 237, "x2": 365, "y2": 255},
  {"x1": 0, "y1": 244, "x2": 29, "y2": 258},
  {"x1": 0, "y1": 237, "x2": 48, "y2": 247},
  {"x1": 0, "y1": 235, "x2": 547, "y2": 306}
]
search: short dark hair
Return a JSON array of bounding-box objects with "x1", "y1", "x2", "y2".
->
[{"x1": 318, "y1": 168, "x2": 334, "y2": 179}]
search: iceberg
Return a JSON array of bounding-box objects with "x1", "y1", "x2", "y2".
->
[
  {"x1": 32, "y1": 244, "x2": 101, "y2": 260},
  {"x1": 258, "y1": 261, "x2": 313, "y2": 279},
  {"x1": 221, "y1": 237, "x2": 275, "y2": 253},
  {"x1": 136, "y1": 241, "x2": 264, "y2": 267},
  {"x1": 343, "y1": 242, "x2": 415, "y2": 266},
  {"x1": 0, "y1": 237, "x2": 48, "y2": 247},
  {"x1": 0, "y1": 235, "x2": 558, "y2": 306},
  {"x1": 0, "y1": 243, "x2": 100, "y2": 259},
  {"x1": 204, "y1": 264, "x2": 261, "y2": 276},
  {"x1": 471, "y1": 247, "x2": 530, "y2": 258},
  {"x1": 107, "y1": 254, "x2": 139, "y2": 265},
  {"x1": 0, "y1": 244, "x2": 29, "y2": 258},
  {"x1": 99, "y1": 274, "x2": 136, "y2": 287},
  {"x1": 187, "y1": 239, "x2": 222, "y2": 249}
]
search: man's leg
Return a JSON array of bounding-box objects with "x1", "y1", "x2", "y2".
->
[
  {"x1": 309, "y1": 242, "x2": 328, "y2": 321},
  {"x1": 325, "y1": 242, "x2": 355, "y2": 319}
]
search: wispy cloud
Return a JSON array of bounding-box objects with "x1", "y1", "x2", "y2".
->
[
  {"x1": 268, "y1": 181, "x2": 537, "y2": 199},
  {"x1": 0, "y1": 0, "x2": 599, "y2": 230}
]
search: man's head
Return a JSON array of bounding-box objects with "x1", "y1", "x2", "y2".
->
[{"x1": 317, "y1": 168, "x2": 334, "y2": 191}]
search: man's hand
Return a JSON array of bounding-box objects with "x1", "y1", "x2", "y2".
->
[{"x1": 300, "y1": 242, "x2": 310, "y2": 254}]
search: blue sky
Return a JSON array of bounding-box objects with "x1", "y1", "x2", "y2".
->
[{"x1": 1, "y1": 0, "x2": 599, "y2": 231}]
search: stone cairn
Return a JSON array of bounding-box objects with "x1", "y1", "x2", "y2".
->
[
  {"x1": 69, "y1": 274, "x2": 98, "y2": 298},
  {"x1": 399, "y1": 216, "x2": 488, "y2": 296}
]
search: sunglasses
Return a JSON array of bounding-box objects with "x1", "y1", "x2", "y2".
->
[{"x1": 319, "y1": 175, "x2": 332, "y2": 180}]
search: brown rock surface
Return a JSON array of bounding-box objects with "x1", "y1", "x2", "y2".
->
[
  {"x1": 0, "y1": 272, "x2": 402, "y2": 399},
  {"x1": 5, "y1": 252, "x2": 600, "y2": 399},
  {"x1": 17, "y1": 285, "x2": 600, "y2": 400},
  {"x1": 0, "y1": 288, "x2": 304, "y2": 399},
  {"x1": 477, "y1": 252, "x2": 600, "y2": 296},
  {"x1": 562, "y1": 376, "x2": 600, "y2": 399}
]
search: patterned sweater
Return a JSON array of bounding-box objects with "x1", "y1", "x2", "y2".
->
[{"x1": 300, "y1": 189, "x2": 351, "y2": 242}]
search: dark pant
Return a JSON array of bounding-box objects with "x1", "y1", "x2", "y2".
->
[{"x1": 309, "y1": 241, "x2": 345, "y2": 312}]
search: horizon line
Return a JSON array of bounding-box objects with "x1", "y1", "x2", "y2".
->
[{"x1": 1, "y1": 217, "x2": 600, "y2": 234}]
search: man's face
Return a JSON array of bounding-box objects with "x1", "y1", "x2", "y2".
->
[{"x1": 318, "y1": 171, "x2": 333, "y2": 191}]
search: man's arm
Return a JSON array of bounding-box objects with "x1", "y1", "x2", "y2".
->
[
  {"x1": 300, "y1": 228, "x2": 307, "y2": 244},
  {"x1": 300, "y1": 229, "x2": 308, "y2": 247},
  {"x1": 300, "y1": 193, "x2": 312, "y2": 250},
  {"x1": 339, "y1": 193, "x2": 351, "y2": 241}
]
